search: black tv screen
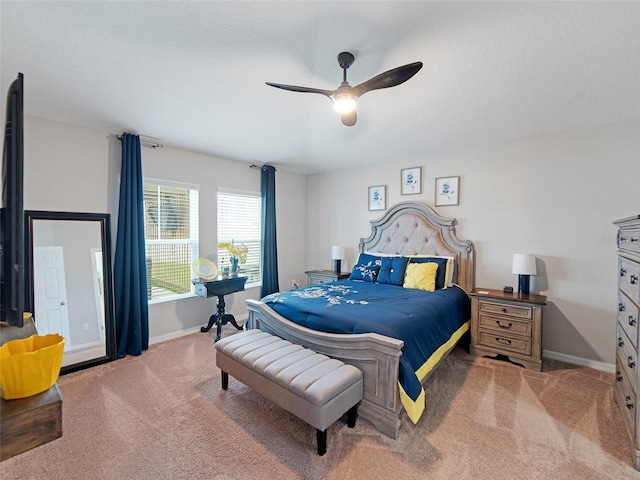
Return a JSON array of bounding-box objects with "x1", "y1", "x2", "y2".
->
[{"x1": 0, "y1": 72, "x2": 25, "y2": 328}]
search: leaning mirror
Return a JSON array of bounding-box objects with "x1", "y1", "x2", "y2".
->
[{"x1": 24, "y1": 211, "x2": 116, "y2": 373}]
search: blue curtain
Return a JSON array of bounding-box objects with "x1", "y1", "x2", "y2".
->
[
  {"x1": 114, "y1": 133, "x2": 149, "y2": 358},
  {"x1": 261, "y1": 165, "x2": 279, "y2": 296}
]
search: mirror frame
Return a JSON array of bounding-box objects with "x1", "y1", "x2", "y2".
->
[{"x1": 24, "y1": 210, "x2": 116, "y2": 373}]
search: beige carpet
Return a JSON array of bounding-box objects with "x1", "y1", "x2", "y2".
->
[{"x1": 1, "y1": 330, "x2": 638, "y2": 480}]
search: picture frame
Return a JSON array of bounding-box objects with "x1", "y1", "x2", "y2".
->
[
  {"x1": 401, "y1": 167, "x2": 422, "y2": 195},
  {"x1": 435, "y1": 176, "x2": 460, "y2": 206},
  {"x1": 368, "y1": 185, "x2": 386, "y2": 211}
]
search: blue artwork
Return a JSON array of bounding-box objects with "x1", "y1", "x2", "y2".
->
[{"x1": 401, "y1": 167, "x2": 421, "y2": 195}]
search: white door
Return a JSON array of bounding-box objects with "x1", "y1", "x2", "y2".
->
[
  {"x1": 90, "y1": 249, "x2": 106, "y2": 343},
  {"x1": 34, "y1": 246, "x2": 71, "y2": 344}
]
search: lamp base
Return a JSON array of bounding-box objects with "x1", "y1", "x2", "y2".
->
[
  {"x1": 333, "y1": 259, "x2": 342, "y2": 275},
  {"x1": 518, "y1": 275, "x2": 531, "y2": 295}
]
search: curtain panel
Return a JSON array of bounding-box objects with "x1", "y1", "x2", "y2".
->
[
  {"x1": 261, "y1": 165, "x2": 279, "y2": 296},
  {"x1": 114, "y1": 133, "x2": 149, "y2": 358}
]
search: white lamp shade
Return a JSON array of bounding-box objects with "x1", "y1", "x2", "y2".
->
[
  {"x1": 512, "y1": 254, "x2": 537, "y2": 275},
  {"x1": 331, "y1": 245, "x2": 345, "y2": 260}
]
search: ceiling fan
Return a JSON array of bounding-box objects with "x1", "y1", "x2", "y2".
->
[{"x1": 265, "y1": 52, "x2": 423, "y2": 126}]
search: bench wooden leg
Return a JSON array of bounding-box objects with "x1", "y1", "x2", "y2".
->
[
  {"x1": 347, "y1": 405, "x2": 358, "y2": 428},
  {"x1": 316, "y1": 429, "x2": 327, "y2": 456},
  {"x1": 221, "y1": 371, "x2": 228, "y2": 390}
]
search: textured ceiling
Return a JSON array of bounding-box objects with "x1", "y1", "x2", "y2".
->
[{"x1": 1, "y1": 1, "x2": 639, "y2": 175}]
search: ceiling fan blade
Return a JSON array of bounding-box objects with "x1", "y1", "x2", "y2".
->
[
  {"x1": 265, "y1": 82, "x2": 335, "y2": 98},
  {"x1": 341, "y1": 110, "x2": 357, "y2": 127},
  {"x1": 353, "y1": 62, "x2": 423, "y2": 97}
]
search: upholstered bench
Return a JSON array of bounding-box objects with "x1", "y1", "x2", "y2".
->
[{"x1": 215, "y1": 329, "x2": 363, "y2": 455}]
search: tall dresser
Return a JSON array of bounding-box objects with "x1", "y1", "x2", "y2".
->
[{"x1": 614, "y1": 214, "x2": 640, "y2": 470}]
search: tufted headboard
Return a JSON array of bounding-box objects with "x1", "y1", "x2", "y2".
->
[{"x1": 359, "y1": 201, "x2": 475, "y2": 292}]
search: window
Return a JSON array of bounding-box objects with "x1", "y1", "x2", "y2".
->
[
  {"x1": 144, "y1": 180, "x2": 199, "y2": 302},
  {"x1": 217, "y1": 189, "x2": 261, "y2": 286}
]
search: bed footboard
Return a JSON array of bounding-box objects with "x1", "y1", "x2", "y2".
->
[{"x1": 246, "y1": 299, "x2": 404, "y2": 439}]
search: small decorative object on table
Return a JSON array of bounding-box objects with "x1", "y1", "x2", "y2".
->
[{"x1": 218, "y1": 240, "x2": 248, "y2": 276}]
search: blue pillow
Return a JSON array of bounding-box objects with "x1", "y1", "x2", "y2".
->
[
  {"x1": 409, "y1": 257, "x2": 448, "y2": 289},
  {"x1": 349, "y1": 253, "x2": 382, "y2": 282},
  {"x1": 377, "y1": 256, "x2": 409, "y2": 286}
]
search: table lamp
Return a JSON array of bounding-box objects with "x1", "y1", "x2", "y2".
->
[
  {"x1": 512, "y1": 253, "x2": 537, "y2": 295},
  {"x1": 332, "y1": 246, "x2": 345, "y2": 274}
]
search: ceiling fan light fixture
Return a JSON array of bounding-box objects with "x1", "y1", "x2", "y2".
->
[{"x1": 333, "y1": 94, "x2": 357, "y2": 114}]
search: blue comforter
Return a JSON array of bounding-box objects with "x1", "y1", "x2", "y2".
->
[{"x1": 261, "y1": 280, "x2": 470, "y2": 422}]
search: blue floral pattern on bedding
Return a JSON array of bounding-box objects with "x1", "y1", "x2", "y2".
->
[{"x1": 262, "y1": 280, "x2": 470, "y2": 421}]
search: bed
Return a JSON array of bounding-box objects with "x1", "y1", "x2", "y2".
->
[{"x1": 246, "y1": 201, "x2": 475, "y2": 438}]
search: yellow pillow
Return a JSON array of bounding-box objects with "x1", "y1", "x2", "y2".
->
[{"x1": 403, "y1": 262, "x2": 438, "y2": 292}]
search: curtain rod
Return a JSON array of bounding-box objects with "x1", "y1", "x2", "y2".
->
[
  {"x1": 116, "y1": 134, "x2": 163, "y2": 149},
  {"x1": 249, "y1": 164, "x2": 277, "y2": 171}
]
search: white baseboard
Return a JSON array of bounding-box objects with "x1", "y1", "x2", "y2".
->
[
  {"x1": 543, "y1": 350, "x2": 615, "y2": 373},
  {"x1": 148, "y1": 313, "x2": 249, "y2": 346}
]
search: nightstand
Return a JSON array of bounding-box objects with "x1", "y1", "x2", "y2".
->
[
  {"x1": 469, "y1": 288, "x2": 547, "y2": 371},
  {"x1": 305, "y1": 269, "x2": 350, "y2": 286}
]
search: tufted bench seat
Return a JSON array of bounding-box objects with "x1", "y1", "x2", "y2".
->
[{"x1": 215, "y1": 329, "x2": 363, "y2": 455}]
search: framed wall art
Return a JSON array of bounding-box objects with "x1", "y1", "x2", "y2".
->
[
  {"x1": 435, "y1": 176, "x2": 460, "y2": 206},
  {"x1": 401, "y1": 167, "x2": 421, "y2": 195},
  {"x1": 368, "y1": 185, "x2": 386, "y2": 211}
]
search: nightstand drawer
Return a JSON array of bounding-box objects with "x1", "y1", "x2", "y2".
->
[
  {"x1": 615, "y1": 360, "x2": 637, "y2": 440},
  {"x1": 478, "y1": 300, "x2": 532, "y2": 320},
  {"x1": 478, "y1": 313, "x2": 532, "y2": 338},
  {"x1": 478, "y1": 331, "x2": 532, "y2": 356},
  {"x1": 618, "y1": 291, "x2": 639, "y2": 349},
  {"x1": 305, "y1": 270, "x2": 350, "y2": 287}
]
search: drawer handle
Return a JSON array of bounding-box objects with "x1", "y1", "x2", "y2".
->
[
  {"x1": 631, "y1": 275, "x2": 638, "y2": 285},
  {"x1": 628, "y1": 356, "x2": 636, "y2": 369},
  {"x1": 496, "y1": 338, "x2": 512, "y2": 346},
  {"x1": 618, "y1": 336, "x2": 625, "y2": 347},
  {"x1": 631, "y1": 237, "x2": 639, "y2": 243},
  {"x1": 619, "y1": 302, "x2": 626, "y2": 312},
  {"x1": 501, "y1": 307, "x2": 507, "y2": 313},
  {"x1": 616, "y1": 370, "x2": 623, "y2": 382},
  {"x1": 620, "y1": 268, "x2": 627, "y2": 277},
  {"x1": 630, "y1": 315, "x2": 637, "y2": 327},
  {"x1": 496, "y1": 321, "x2": 512, "y2": 329},
  {"x1": 626, "y1": 396, "x2": 635, "y2": 410}
]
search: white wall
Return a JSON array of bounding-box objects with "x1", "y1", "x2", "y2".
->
[
  {"x1": 306, "y1": 120, "x2": 640, "y2": 364},
  {"x1": 23, "y1": 116, "x2": 307, "y2": 341},
  {"x1": 23, "y1": 116, "x2": 639, "y2": 364}
]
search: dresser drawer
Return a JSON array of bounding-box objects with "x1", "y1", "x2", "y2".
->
[
  {"x1": 617, "y1": 323, "x2": 639, "y2": 394},
  {"x1": 478, "y1": 300, "x2": 532, "y2": 320},
  {"x1": 618, "y1": 290, "x2": 640, "y2": 349},
  {"x1": 478, "y1": 313, "x2": 532, "y2": 338},
  {"x1": 615, "y1": 358, "x2": 637, "y2": 440},
  {"x1": 619, "y1": 257, "x2": 640, "y2": 303},
  {"x1": 619, "y1": 227, "x2": 640, "y2": 255},
  {"x1": 478, "y1": 331, "x2": 531, "y2": 356}
]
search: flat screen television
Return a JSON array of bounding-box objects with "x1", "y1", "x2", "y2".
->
[{"x1": 0, "y1": 72, "x2": 25, "y2": 328}]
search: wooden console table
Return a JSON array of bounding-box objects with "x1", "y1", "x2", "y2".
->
[
  {"x1": 193, "y1": 276, "x2": 247, "y2": 341},
  {"x1": 1, "y1": 316, "x2": 63, "y2": 461}
]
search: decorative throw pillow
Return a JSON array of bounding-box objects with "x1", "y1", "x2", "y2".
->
[
  {"x1": 376, "y1": 256, "x2": 409, "y2": 286},
  {"x1": 403, "y1": 262, "x2": 439, "y2": 292},
  {"x1": 349, "y1": 253, "x2": 382, "y2": 282},
  {"x1": 408, "y1": 256, "x2": 450, "y2": 290}
]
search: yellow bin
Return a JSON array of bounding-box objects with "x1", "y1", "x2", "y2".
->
[{"x1": 0, "y1": 333, "x2": 65, "y2": 400}]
